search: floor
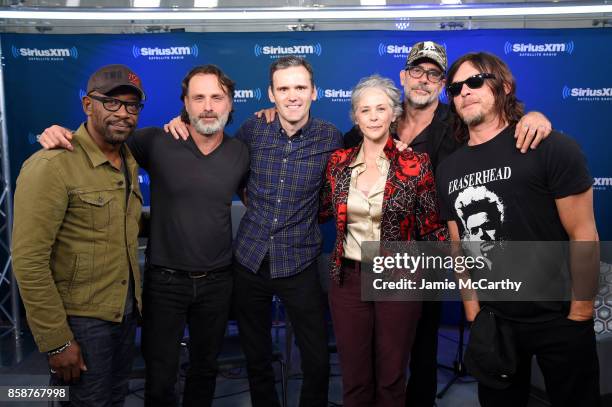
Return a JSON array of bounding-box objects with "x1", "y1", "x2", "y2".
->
[{"x1": 0, "y1": 322, "x2": 551, "y2": 407}]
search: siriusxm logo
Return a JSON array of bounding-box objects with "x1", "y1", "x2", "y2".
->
[
  {"x1": 12, "y1": 45, "x2": 78, "y2": 61},
  {"x1": 132, "y1": 45, "x2": 198, "y2": 60},
  {"x1": 504, "y1": 41, "x2": 574, "y2": 56},
  {"x1": 233, "y1": 88, "x2": 262, "y2": 103},
  {"x1": 378, "y1": 43, "x2": 412, "y2": 57},
  {"x1": 316, "y1": 88, "x2": 352, "y2": 102},
  {"x1": 254, "y1": 43, "x2": 322, "y2": 58},
  {"x1": 594, "y1": 177, "x2": 612, "y2": 191},
  {"x1": 562, "y1": 86, "x2": 612, "y2": 102}
]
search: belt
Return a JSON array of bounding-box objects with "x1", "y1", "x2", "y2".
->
[{"x1": 151, "y1": 265, "x2": 226, "y2": 279}]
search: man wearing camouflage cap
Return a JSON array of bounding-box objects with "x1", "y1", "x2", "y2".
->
[
  {"x1": 12, "y1": 64, "x2": 145, "y2": 406},
  {"x1": 343, "y1": 41, "x2": 554, "y2": 407}
]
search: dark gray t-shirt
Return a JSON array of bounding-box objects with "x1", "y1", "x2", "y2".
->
[{"x1": 127, "y1": 127, "x2": 250, "y2": 272}]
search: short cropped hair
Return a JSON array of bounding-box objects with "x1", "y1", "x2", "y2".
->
[{"x1": 269, "y1": 56, "x2": 315, "y2": 88}]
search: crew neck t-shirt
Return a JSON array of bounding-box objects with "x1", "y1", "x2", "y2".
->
[{"x1": 436, "y1": 125, "x2": 593, "y2": 322}]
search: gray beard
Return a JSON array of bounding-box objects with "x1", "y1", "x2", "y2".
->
[
  {"x1": 406, "y1": 90, "x2": 439, "y2": 109},
  {"x1": 194, "y1": 120, "x2": 220, "y2": 136},
  {"x1": 191, "y1": 113, "x2": 229, "y2": 136}
]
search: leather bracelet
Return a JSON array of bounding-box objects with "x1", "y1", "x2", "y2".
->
[{"x1": 47, "y1": 340, "x2": 71, "y2": 356}]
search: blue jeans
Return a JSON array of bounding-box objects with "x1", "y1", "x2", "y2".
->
[
  {"x1": 50, "y1": 312, "x2": 137, "y2": 407},
  {"x1": 142, "y1": 265, "x2": 233, "y2": 407}
]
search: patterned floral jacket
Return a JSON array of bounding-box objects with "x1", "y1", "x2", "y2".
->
[{"x1": 320, "y1": 136, "x2": 449, "y2": 284}]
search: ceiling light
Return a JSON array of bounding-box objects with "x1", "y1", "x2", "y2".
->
[
  {"x1": 133, "y1": 0, "x2": 161, "y2": 8},
  {"x1": 194, "y1": 0, "x2": 218, "y2": 7},
  {"x1": 0, "y1": 5, "x2": 610, "y2": 21}
]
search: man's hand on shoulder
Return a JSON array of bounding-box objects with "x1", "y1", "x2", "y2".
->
[
  {"x1": 163, "y1": 116, "x2": 190, "y2": 141},
  {"x1": 253, "y1": 107, "x2": 277, "y2": 124},
  {"x1": 394, "y1": 139, "x2": 411, "y2": 153},
  {"x1": 39, "y1": 125, "x2": 74, "y2": 151},
  {"x1": 515, "y1": 111, "x2": 552, "y2": 153}
]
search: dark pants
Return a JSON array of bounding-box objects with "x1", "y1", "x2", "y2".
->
[
  {"x1": 50, "y1": 312, "x2": 137, "y2": 407},
  {"x1": 329, "y1": 264, "x2": 421, "y2": 407},
  {"x1": 142, "y1": 265, "x2": 233, "y2": 407},
  {"x1": 405, "y1": 301, "x2": 441, "y2": 407},
  {"x1": 233, "y1": 259, "x2": 329, "y2": 407},
  {"x1": 477, "y1": 317, "x2": 600, "y2": 407}
]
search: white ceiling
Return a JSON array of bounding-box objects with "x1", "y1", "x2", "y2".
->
[
  {"x1": 0, "y1": 0, "x2": 595, "y2": 6},
  {"x1": 1, "y1": 1, "x2": 610, "y2": 33}
]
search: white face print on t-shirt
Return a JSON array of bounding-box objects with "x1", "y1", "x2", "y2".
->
[{"x1": 454, "y1": 185, "x2": 506, "y2": 265}]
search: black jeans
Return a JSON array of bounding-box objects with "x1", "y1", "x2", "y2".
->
[
  {"x1": 234, "y1": 259, "x2": 330, "y2": 407},
  {"x1": 477, "y1": 316, "x2": 600, "y2": 407},
  {"x1": 50, "y1": 312, "x2": 137, "y2": 407},
  {"x1": 142, "y1": 265, "x2": 233, "y2": 407},
  {"x1": 405, "y1": 301, "x2": 442, "y2": 407}
]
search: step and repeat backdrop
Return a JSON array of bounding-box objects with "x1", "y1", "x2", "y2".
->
[{"x1": 2, "y1": 28, "x2": 611, "y2": 241}]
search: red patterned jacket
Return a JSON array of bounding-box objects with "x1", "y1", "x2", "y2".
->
[{"x1": 320, "y1": 136, "x2": 449, "y2": 284}]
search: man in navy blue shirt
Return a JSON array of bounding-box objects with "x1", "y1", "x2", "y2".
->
[{"x1": 232, "y1": 56, "x2": 342, "y2": 407}]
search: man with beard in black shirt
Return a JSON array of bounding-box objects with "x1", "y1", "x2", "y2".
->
[{"x1": 436, "y1": 51, "x2": 599, "y2": 407}]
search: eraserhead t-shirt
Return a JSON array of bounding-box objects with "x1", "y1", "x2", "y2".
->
[{"x1": 436, "y1": 125, "x2": 593, "y2": 322}]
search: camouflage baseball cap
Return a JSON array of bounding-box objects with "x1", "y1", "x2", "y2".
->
[
  {"x1": 405, "y1": 41, "x2": 447, "y2": 72},
  {"x1": 87, "y1": 64, "x2": 146, "y2": 100}
]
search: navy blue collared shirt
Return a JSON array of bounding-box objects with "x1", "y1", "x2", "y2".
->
[{"x1": 234, "y1": 115, "x2": 343, "y2": 278}]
